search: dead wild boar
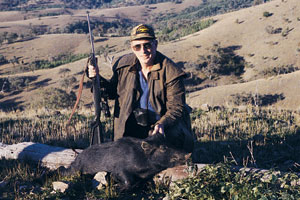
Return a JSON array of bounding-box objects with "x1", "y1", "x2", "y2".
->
[{"x1": 59, "y1": 134, "x2": 190, "y2": 190}]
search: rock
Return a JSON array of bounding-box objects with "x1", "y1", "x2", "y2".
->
[
  {"x1": 52, "y1": 181, "x2": 69, "y2": 193},
  {"x1": 162, "y1": 195, "x2": 170, "y2": 200},
  {"x1": 156, "y1": 165, "x2": 189, "y2": 183},
  {"x1": 200, "y1": 104, "x2": 211, "y2": 111},
  {"x1": 92, "y1": 171, "x2": 108, "y2": 190}
]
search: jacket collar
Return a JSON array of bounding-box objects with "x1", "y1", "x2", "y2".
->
[
  {"x1": 150, "y1": 51, "x2": 163, "y2": 72},
  {"x1": 114, "y1": 53, "x2": 137, "y2": 71}
]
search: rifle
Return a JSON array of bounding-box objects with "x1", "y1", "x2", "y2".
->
[{"x1": 87, "y1": 12, "x2": 110, "y2": 145}]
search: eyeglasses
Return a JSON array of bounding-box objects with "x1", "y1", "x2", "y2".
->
[{"x1": 132, "y1": 42, "x2": 153, "y2": 51}]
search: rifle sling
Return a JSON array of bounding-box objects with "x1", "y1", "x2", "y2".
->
[{"x1": 66, "y1": 59, "x2": 89, "y2": 126}]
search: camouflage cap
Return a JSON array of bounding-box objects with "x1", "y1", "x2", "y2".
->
[{"x1": 130, "y1": 24, "x2": 156, "y2": 41}]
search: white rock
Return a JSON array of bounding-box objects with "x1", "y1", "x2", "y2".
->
[
  {"x1": 200, "y1": 103, "x2": 211, "y2": 111},
  {"x1": 93, "y1": 171, "x2": 108, "y2": 190},
  {"x1": 52, "y1": 181, "x2": 69, "y2": 193}
]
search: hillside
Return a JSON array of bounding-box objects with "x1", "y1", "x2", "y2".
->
[
  {"x1": 0, "y1": 0, "x2": 185, "y2": 11},
  {"x1": 180, "y1": 0, "x2": 300, "y2": 109},
  {"x1": 0, "y1": 0, "x2": 300, "y2": 111}
]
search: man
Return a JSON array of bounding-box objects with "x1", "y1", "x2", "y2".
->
[{"x1": 88, "y1": 24, "x2": 195, "y2": 152}]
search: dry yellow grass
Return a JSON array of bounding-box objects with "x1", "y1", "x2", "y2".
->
[{"x1": 187, "y1": 70, "x2": 300, "y2": 110}]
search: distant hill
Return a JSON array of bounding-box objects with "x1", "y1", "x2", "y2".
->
[{"x1": 0, "y1": 0, "x2": 183, "y2": 11}]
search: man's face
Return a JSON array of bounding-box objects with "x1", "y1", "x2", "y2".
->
[{"x1": 131, "y1": 39, "x2": 157, "y2": 66}]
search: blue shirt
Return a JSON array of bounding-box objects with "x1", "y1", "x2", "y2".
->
[{"x1": 138, "y1": 70, "x2": 160, "y2": 121}]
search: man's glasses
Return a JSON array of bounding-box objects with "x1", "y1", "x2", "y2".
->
[{"x1": 132, "y1": 42, "x2": 153, "y2": 51}]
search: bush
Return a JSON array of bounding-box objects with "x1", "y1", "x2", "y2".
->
[
  {"x1": 64, "y1": 19, "x2": 134, "y2": 37},
  {"x1": 262, "y1": 65, "x2": 299, "y2": 77},
  {"x1": 265, "y1": 25, "x2": 282, "y2": 34},
  {"x1": 198, "y1": 44, "x2": 245, "y2": 77},
  {"x1": 37, "y1": 88, "x2": 76, "y2": 109},
  {"x1": 29, "y1": 53, "x2": 88, "y2": 71},
  {"x1": 0, "y1": 54, "x2": 8, "y2": 65},
  {"x1": 7, "y1": 76, "x2": 31, "y2": 91},
  {"x1": 229, "y1": 92, "x2": 285, "y2": 106},
  {"x1": 281, "y1": 27, "x2": 293, "y2": 37},
  {"x1": 168, "y1": 163, "x2": 300, "y2": 199},
  {"x1": 58, "y1": 68, "x2": 71, "y2": 77},
  {"x1": 60, "y1": 76, "x2": 77, "y2": 90},
  {"x1": 157, "y1": 19, "x2": 215, "y2": 42},
  {"x1": 263, "y1": 11, "x2": 273, "y2": 17}
]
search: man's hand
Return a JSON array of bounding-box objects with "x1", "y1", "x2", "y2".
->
[
  {"x1": 151, "y1": 124, "x2": 164, "y2": 135},
  {"x1": 88, "y1": 64, "x2": 97, "y2": 78}
]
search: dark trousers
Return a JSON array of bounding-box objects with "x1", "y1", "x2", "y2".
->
[
  {"x1": 124, "y1": 113, "x2": 194, "y2": 153},
  {"x1": 123, "y1": 113, "x2": 151, "y2": 139}
]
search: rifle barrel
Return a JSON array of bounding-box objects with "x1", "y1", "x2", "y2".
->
[
  {"x1": 87, "y1": 13, "x2": 95, "y2": 58},
  {"x1": 86, "y1": 12, "x2": 103, "y2": 145}
]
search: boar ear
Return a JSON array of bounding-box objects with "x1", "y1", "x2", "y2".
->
[
  {"x1": 141, "y1": 141, "x2": 155, "y2": 154},
  {"x1": 159, "y1": 145, "x2": 167, "y2": 153},
  {"x1": 170, "y1": 156, "x2": 179, "y2": 163},
  {"x1": 185, "y1": 153, "x2": 192, "y2": 160},
  {"x1": 170, "y1": 153, "x2": 191, "y2": 163}
]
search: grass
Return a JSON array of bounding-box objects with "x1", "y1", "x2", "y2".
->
[
  {"x1": 167, "y1": 163, "x2": 300, "y2": 200},
  {"x1": 1, "y1": 106, "x2": 300, "y2": 198},
  {"x1": 0, "y1": 159, "x2": 170, "y2": 199}
]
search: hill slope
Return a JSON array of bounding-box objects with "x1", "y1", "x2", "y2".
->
[{"x1": 1, "y1": 0, "x2": 300, "y2": 111}]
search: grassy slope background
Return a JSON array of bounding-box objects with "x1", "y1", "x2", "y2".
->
[{"x1": 0, "y1": 0, "x2": 299, "y2": 111}]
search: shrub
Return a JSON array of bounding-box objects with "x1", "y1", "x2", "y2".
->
[
  {"x1": 265, "y1": 26, "x2": 282, "y2": 34},
  {"x1": 198, "y1": 44, "x2": 245, "y2": 77},
  {"x1": 229, "y1": 92, "x2": 285, "y2": 106},
  {"x1": 253, "y1": 0, "x2": 264, "y2": 5},
  {"x1": 29, "y1": 53, "x2": 88, "y2": 71},
  {"x1": 156, "y1": 19, "x2": 215, "y2": 42},
  {"x1": 64, "y1": 19, "x2": 134, "y2": 37},
  {"x1": 168, "y1": 163, "x2": 300, "y2": 199},
  {"x1": 6, "y1": 32, "x2": 18, "y2": 43},
  {"x1": 60, "y1": 76, "x2": 77, "y2": 90},
  {"x1": 281, "y1": 27, "x2": 293, "y2": 37},
  {"x1": 7, "y1": 77, "x2": 27, "y2": 91},
  {"x1": 0, "y1": 54, "x2": 8, "y2": 65},
  {"x1": 37, "y1": 88, "x2": 76, "y2": 109},
  {"x1": 262, "y1": 65, "x2": 299, "y2": 77},
  {"x1": 58, "y1": 68, "x2": 71, "y2": 78},
  {"x1": 263, "y1": 11, "x2": 273, "y2": 17}
]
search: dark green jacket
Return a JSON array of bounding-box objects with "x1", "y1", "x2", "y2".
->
[{"x1": 103, "y1": 51, "x2": 195, "y2": 151}]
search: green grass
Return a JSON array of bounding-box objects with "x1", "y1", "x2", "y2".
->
[
  {"x1": 168, "y1": 163, "x2": 300, "y2": 200},
  {"x1": 0, "y1": 158, "x2": 170, "y2": 199},
  {"x1": 29, "y1": 53, "x2": 89, "y2": 71}
]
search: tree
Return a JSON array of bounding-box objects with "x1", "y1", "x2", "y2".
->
[
  {"x1": 0, "y1": 36, "x2": 4, "y2": 45},
  {"x1": 0, "y1": 54, "x2": 8, "y2": 65},
  {"x1": 7, "y1": 33, "x2": 18, "y2": 43},
  {"x1": 39, "y1": 88, "x2": 76, "y2": 109},
  {"x1": 59, "y1": 68, "x2": 71, "y2": 78},
  {"x1": 60, "y1": 76, "x2": 77, "y2": 91},
  {"x1": 0, "y1": 32, "x2": 8, "y2": 44}
]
